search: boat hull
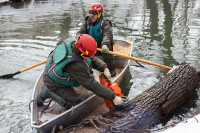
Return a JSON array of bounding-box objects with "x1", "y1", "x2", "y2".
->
[{"x1": 31, "y1": 40, "x2": 133, "y2": 133}]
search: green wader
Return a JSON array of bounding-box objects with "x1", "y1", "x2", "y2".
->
[
  {"x1": 37, "y1": 84, "x2": 66, "y2": 107},
  {"x1": 37, "y1": 84, "x2": 83, "y2": 109}
]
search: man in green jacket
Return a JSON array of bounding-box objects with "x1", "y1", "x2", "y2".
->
[
  {"x1": 76, "y1": 3, "x2": 116, "y2": 77},
  {"x1": 37, "y1": 34, "x2": 123, "y2": 109}
]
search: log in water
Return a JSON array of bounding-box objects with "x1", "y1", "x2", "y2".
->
[
  {"x1": 61, "y1": 64, "x2": 200, "y2": 133},
  {"x1": 107, "y1": 64, "x2": 200, "y2": 132}
]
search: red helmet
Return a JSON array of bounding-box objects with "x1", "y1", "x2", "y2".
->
[
  {"x1": 75, "y1": 34, "x2": 97, "y2": 56},
  {"x1": 88, "y1": 3, "x2": 103, "y2": 13}
]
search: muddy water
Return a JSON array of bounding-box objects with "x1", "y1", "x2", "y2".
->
[{"x1": 0, "y1": 0, "x2": 200, "y2": 132}]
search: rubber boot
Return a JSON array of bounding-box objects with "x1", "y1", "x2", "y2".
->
[
  {"x1": 37, "y1": 84, "x2": 66, "y2": 107},
  {"x1": 109, "y1": 68, "x2": 116, "y2": 77},
  {"x1": 37, "y1": 84, "x2": 49, "y2": 106}
]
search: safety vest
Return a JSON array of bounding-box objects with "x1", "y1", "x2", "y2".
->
[
  {"x1": 46, "y1": 38, "x2": 92, "y2": 87},
  {"x1": 88, "y1": 17, "x2": 112, "y2": 47}
]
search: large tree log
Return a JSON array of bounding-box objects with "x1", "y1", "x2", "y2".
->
[
  {"x1": 107, "y1": 64, "x2": 200, "y2": 132},
  {"x1": 61, "y1": 64, "x2": 200, "y2": 133}
]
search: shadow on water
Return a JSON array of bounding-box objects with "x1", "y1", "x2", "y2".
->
[
  {"x1": 145, "y1": 0, "x2": 178, "y2": 74},
  {"x1": 148, "y1": 88, "x2": 200, "y2": 132},
  {"x1": 4, "y1": 0, "x2": 32, "y2": 8},
  {"x1": 145, "y1": 0, "x2": 200, "y2": 131},
  {"x1": 160, "y1": 90, "x2": 198, "y2": 124},
  {"x1": 162, "y1": 0, "x2": 179, "y2": 67}
]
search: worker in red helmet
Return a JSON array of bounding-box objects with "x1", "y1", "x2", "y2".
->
[
  {"x1": 37, "y1": 34, "x2": 123, "y2": 109},
  {"x1": 76, "y1": 3, "x2": 116, "y2": 77}
]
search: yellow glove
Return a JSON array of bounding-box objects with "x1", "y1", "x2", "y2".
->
[
  {"x1": 104, "y1": 68, "x2": 111, "y2": 80},
  {"x1": 113, "y1": 96, "x2": 124, "y2": 105},
  {"x1": 102, "y1": 45, "x2": 109, "y2": 53}
]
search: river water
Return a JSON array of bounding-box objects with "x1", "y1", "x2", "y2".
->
[{"x1": 0, "y1": 0, "x2": 200, "y2": 132}]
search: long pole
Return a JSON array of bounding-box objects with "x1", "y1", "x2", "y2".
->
[{"x1": 97, "y1": 48, "x2": 172, "y2": 70}]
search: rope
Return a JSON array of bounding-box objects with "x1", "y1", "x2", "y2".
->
[
  {"x1": 135, "y1": 60, "x2": 146, "y2": 68},
  {"x1": 40, "y1": 100, "x2": 52, "y2": 117},
  {"x1": 28, "y1": 99, "x2": 52, "y2": 112},
  {"x1": 58, "y1": 115, "x2": 114, "y2": 133},
  {"x1": 55, "y1": 109, "x2": 200, "y2": 133},
  {"x1": 81, "y1": 115, "x2": 113, "y2": 132},
  {"x1": 132, "y1": 60, "x2": 165, "y2": 79}
]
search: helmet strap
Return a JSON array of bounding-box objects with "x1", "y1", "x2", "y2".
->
[
  {"x1": 97, "y1": 11, "x2": 101, "y2": 18},
  {"x1": 78, "y1": 51, "x2": 84, "y2": 56}
]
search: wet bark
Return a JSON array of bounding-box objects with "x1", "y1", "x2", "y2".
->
[
  {"x1": 107, "y1": 64, "x2": 200, "y2": 132},
  {"x1": 61, "y1": 64, "x2": 200, "y2": 133}
]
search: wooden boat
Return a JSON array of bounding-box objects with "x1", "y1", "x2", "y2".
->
[{"x1": 31, "y1": 40, "x2": 133, "y2": 133}]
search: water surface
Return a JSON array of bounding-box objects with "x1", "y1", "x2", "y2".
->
[{"x1": 0, "y1": 0, "x2": 200, "y2": 132}]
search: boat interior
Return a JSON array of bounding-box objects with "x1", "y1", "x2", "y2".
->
[{"x1": 31, "y1": 40, "x2": 132, "y2": 128}]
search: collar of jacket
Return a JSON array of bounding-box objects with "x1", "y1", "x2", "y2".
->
[{"x1": 71, "y1": 41, "x2": 84, "y2": 62}]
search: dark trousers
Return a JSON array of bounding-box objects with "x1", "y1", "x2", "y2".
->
[
  {"x1": 47, "y1": 85, "x2": 83, "y2": 109},
  {"x1": 97, "y1": 42, "x2": 114, "y2": 69}
]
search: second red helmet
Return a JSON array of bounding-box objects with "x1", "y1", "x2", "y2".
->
[
  {"x1": 75, "y1": 34, "x2": 97, "y2": 56},
  {"x1": 88, "y1": 3, "x2": 103, "y2": 13}
]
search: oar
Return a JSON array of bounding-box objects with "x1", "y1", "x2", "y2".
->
[
  {"x1": 0, "y1": 60, "x2": 47, "y2": 79},
  {"x1": 97, "y1": 48, "x2": 172, "y2": 70},
  {"x1": 0, "y1": 49, "x2": 171, "y2": 79}
]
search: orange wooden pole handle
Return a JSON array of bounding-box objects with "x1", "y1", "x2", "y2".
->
[
  {"x1": 97, "y1": 48, "x2": 172, "y2": 70},
  {"x1": 20, "y1": 60, "x2": 47, "y2": 72}
]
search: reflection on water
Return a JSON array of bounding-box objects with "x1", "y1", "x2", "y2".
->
[{"x1": 0, "y1": 0, "x2": 200, "y2": 132}]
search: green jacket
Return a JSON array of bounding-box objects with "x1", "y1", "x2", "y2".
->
[
  {"x1": 76, "y1": 15, "x2": 113, "y2": 49},
  {"x1": 43, "y1": 40, "x2": 116, "y2": 101},
  {"x1": 46, "y1": 39, "x2": 92, "y2": 87}
]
